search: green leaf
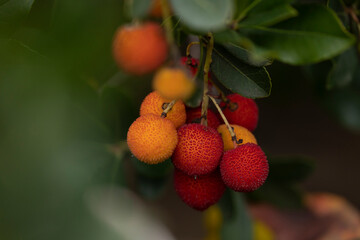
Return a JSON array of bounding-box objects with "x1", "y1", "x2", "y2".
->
[
  {"x1": 268, "y1": 157, "x2": 315, "y2": 183},
  {"x1": 234, "y1": 0, "x2": 262, "y2": 22},
  {"x1": 131, "y1": 0, "x2": 152, "y2": 18},
  {"x1": 214, "y1": 29, "x2": 252, "y2": 46},
  {"x1": 326, "y1": 0, "x2": 343, "y2": 12},
  {"x1": 327, "y1": 47, "x2": 358, "y2": 89},
  {"x1": 0, "y1": 0, "x2": 35, "y2": 36},
  {"x1": 0, "y1": 0, "x2": 10, "y2": 6},
  {"x1": 219, "y1": 190, "x2": 253, "y2": 240},
  {"x1": 243, "y1": 4, "x2": 355, "y2": 65},
  {"x1": 240, "y1": 4, "x2": 298, "y2": 27},
  {"x1": 211, "y1": 44, "x2": 272, "y2": 98},
  {"x1": 169, "y1": 0, "x2": 233, "y2": 32},
  {"x1": 223, "y1": 43, "x2": 272, "y2": 67},
  {"x1": 249, "y1": 182, "x2": 304, "y2": 209},
  {"x1": 323, "y1": 89, "x2": 360, "y2": 132},
  {"x1": 0, "y1": 0, "x2": 35, "y2": 22}
]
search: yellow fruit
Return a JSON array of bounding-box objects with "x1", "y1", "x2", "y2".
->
[
  {"x1": 217, "y1": 124, "x2": 257, "y2": 151},
  {"x1": 253, "y1": 220, "x2": 274, "y2": 240},
  {"x1": 127, "y1": 114, "x2": 178, "y2": 164},
  {"x1": 140, "y1": 91, "x2": 186, "y2": 128},
  {"x1": 204, "y1": 205, "x2": 223, "y2": 231},
  {"x1": 152, "y1": 67, "x2": 195, "y2": 100}
]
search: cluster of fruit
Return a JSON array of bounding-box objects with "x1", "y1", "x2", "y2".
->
[{"x1": 113, "y1": 20, "x2": 269, "y2": 211}]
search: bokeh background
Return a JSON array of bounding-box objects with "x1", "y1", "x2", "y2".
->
[{"x1": 1, "y1": 0, "x2": 360, "y2": 239}]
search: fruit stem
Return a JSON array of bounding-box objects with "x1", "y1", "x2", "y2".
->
[
  {"x1": 161, "y1": 0, "x2": 177, "y2": 58},
  {"x1": 208, "y1": 95, "x2": 240, "y2": 148},
  {"x1": 186, "y1": 41, "x2": 200, "y2": 57},
  {"x1": 161, "y1": 100, "x2": 176, "y2": 118},
  {"x1": 200, "y1": 33, "x2": 214, "y2": 127},
  {"x1": 209, "y1": 78, "x2": 229, "y2": 103}
]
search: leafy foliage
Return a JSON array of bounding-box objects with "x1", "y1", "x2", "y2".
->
[
  {"x1": 1, "y1": 0, "x2": 360, "y2": 239},
  {"x1": 241, "y1": 5, "x2": 355, "y2": 65},
  {"x1": 170, "y1": 0, "x2": 233, "y2": 31},
  {"x1": 219, "y1": 190, "x2": 253, "y2": 240},
  {"x1": 211, "y1": 44, "x2": 272, "y2": 98}
]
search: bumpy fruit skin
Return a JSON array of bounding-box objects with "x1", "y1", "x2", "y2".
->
[
  {"x1": 113, "y1": 22, "x2": 167, "y2": 75},
  {"x1": 153, "y1": 67, "x2": 195, "y2": 100},
  {"x1": 186, "y1": 107, "x2": 221, "y2": 130},
  {"x1": 140, "y1": 91, "x2": 186, "y2": 128},
  {"x1": 172, "y1": 123, "x2": 223, "y2": 175},
  {"x1": 217, "y1": 124, "x2": 257, "y2": 151},
  {"x1": 220, "y1": 143, "x2": 268, "y2": 192},
  {"x1": 174, "y1": 168, "x2": 225, "y2": 211},
  {"x1": 127, "y1": 114, "x2": 178, "y2": 164},
  {"x1": 221, "y1": 94, "x2": 259, "y2": 131}
]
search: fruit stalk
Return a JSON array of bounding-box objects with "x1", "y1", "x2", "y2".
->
[
  {"x1": 160, "y1": 0, "x2": 177, "y2": 58},
  {"x1": 186, "y1": 41, "x2": 200, "y2": 57},
  {"x1": 200, "y1": 33, "x2": 214, "y2": 127},
  {"x1": 208, "y1": 95, "x2": 238, "y2": 148},
  {"x1": 209, "y1": 78, "x2": 229, "y2": 103},
  {"x1": 161, "y1": 100, "x2": 176, "y2": 118}
]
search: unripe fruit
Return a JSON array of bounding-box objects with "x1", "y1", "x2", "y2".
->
[
  {"x1": 204, "y1": 205, "x2": 223, "y2": 231},
  {"x1": 153, "y1": 67, "x2": 195, "y2": 100},
  {"x1": 113, "y1": 22, "x2": 167, "y2": 75},
  {"x1": 220, "y1": 143, "x2": 268, "y2": 192},
  {"x1": 186, "y1": 107, "x2": 221, "y2": 130},
  {"x1": 220, "y1": 94, "x2": 259, "y2": 132},
  {"x1": 140, "y1": 91, "x2": 186, "y2": 128},
  {"x1": 217, "y1": 124, "x2": 257, "y2": 151},
  {"x1": 253, "y1": 220, "x2": 275, "y2": 240},
  {"x1": 127, "y1": 114, "x2": 178, "y2": 164},
  {"x1": 174, "y1": 168, "x2": 226, "y2": 211},
  {"x1": 172, "y1": 123, "x2": 223, "y2": 175}
]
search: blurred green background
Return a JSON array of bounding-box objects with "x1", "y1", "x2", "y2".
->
[{"x1": 1, "y1": 0, "x2": 360, "y2": 239}]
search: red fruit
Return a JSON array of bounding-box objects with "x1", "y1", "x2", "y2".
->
[
  {"x1": 172, "y1": 123, "x2": 223, "y2": 175},
  {"x1": 220, "y1": 94, "x2": 259, "y2": 131},
  {"x1": 174, "y1": 168, "x2": 226, "y2": 211},
  {"x1": 186, "y1": 107, "x2": 221, "y2": 129},
  {"x1": 180, "y1": 56, "x2": 199, "y2": 76},
  {"x1": 220, "y1": 143, "x2": 268, "y2": 192}
]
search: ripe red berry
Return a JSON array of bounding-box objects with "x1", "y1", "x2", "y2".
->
[
  {"x1": 172, "y1": 123, "x2": 223, "y2": 175},
  {"x1": 186, "y1": 107, "x2": 221, "y2": 130},
  {"x1": 174, "y1": 168, "x2": 226, "y2": 211},
  {"x1": 220, "y1": 94, "x2": 259, "y2": 131},
  {"x1": 180, "y1": 56, "x2": 199, "y2": 76},
  {"x1": 220, "y1": 143, "x2": 268, "y2": 192}
]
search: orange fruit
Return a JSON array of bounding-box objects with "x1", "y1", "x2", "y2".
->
[
  {"x1": 113, "y1": 22, "x2": 168, "y2": 75},
  {"x1": 217, "y1": 124, "x2": 257, "y2": 151},
  {"x1": 153, "y1": 67, "x2": 195, "y2": 100},
  {"x1": 127, "y1": 114, "x2": 178, "y2": 164},
  {"x1": 140, "y1": 91, "x2": 186, "y2": 128}
]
